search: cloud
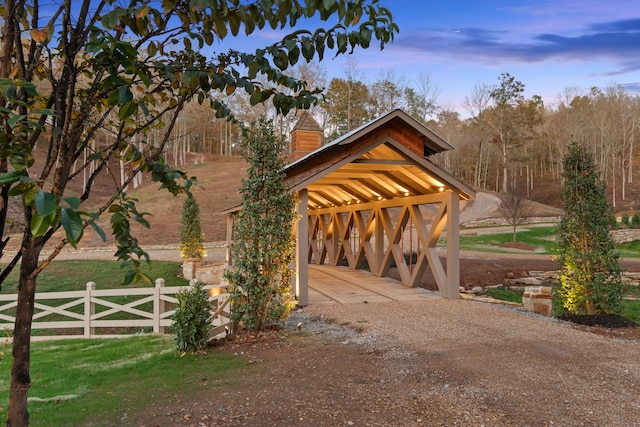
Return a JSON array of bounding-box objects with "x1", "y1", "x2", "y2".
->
[
  {"x1": 622, "y1": 82, "x2": 640, "y2": 93},
  {"x1": 395, "y1": 18, "x2": 640, "y2": 74}
]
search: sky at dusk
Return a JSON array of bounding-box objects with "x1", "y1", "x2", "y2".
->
[{"x1": 231, "y1": 0, "x2": 640, "y2": 114}]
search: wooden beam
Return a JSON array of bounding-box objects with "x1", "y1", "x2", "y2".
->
[
  {"x1": 351, "y1": 159, "x2": 414, "y2": 165},
  {"x1": 310, "y1": 192, "x2": 448, "y2": 215},
  {"x1": 226, "y1": 213, "x2": 234, "y2": 266},
  {"x1": 445, "y1": 190, "x2": 460, "y2": 299},
  {"x1": 296, "y1": 189, "x2": 309, "y2": 306}
]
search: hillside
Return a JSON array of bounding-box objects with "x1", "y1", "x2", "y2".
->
[
  {"x1": 4, "y1": 151, "x2": 634, "y2": 250},
  {"x1": 82, "y1": 154, "x2": 566, "y2": 247},
  {"x1": 90, "y1": 154, "x2": 249, "y2": 247}
]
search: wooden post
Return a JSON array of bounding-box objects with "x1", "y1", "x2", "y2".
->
[
  {"x1": 296, "y1": 189, "x2": 309, "y2": 306},
  {"x1": 84, "y1": 281, "x2": 96, "y2": 337},
  {"x1": 226, "y1": 213, "x2": 234, "y2": 266},
  {"x1": 374, "y1": 208, "x2": 384, "y2": 276},
  {"x1": 154, "y1": 278, "x2": 165, "y2": 333},
  {"x1": 445, "y1": 191, "x2": 460, "y2": 299}
]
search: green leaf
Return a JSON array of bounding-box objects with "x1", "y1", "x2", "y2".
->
[
  {"x1": 147, "y1": 41, "x2": 157, "y2": 56},
  {"x1": 63, "y1": 196, "x2": 81, "y2": 210},
  {"x1": 30, "y1": 211, "x2": 51, "y2": 237},
  {"x1": 118, "y1": 101, "x2": 138, "y2": 120},
  {"x1": 61, "y1": 208, "x2": 84, "y2": 247},
  {"x1": 288, "y1": 45, "x2": 300, "y2": 65},
  {"x1": 336, "y1": 33, "x2": 347, "y2": 53},
  {"x1": 21, "y1": 185, "x2": 39, "y2": 204},
  {"x1": 301, "y1": 37, "x2": 314, "y2": 61},
  {"x1": 88, "y1": 220, "x2": 107, "y2": 242},
  {"x1": 118, "y1": 86, "x2": 134, "y2": 104},
  {"x1": 8, "y1": 114, "x2": 26, "y2": 127},
  {"x1": 273, "y1": 50, "x2": 288, "y2": 70},
  {"x1": 35, "y1": 190, "x2": 57, "y2": 216},
  {"x1": 101, "y1": 8, "x2": 126, "y2": 29},
  {"x1": 250, "y1": 90, "x2": 263, "y2": 105},
  {"x1": 0, "y1": 170, "x2": 24, "y2": 185},
  {"x1": 229, "y1": 13, "x2": 241, "y2": 36}
]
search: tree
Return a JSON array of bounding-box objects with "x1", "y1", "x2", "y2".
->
[
  {"x1": 498, "y1": 190, "x2": 534, "y2": 243},
  {"x1": 369, "y1": 69, "x2": 405, "y2": 116},
  {"x1": 464, "y1": 83, "x2": 493, "y2": 188},
  {"x1": 179, "y1": 196, "x2": 205, "y2": 260},
  {"x1": 403, "y1": 72, "x2": 440, "y2": 124},
  {"x1": 0, "y1": 1, "x2": 398, "y2": 424},
  {"x1": 488, "y1": 73, "x2": 525, "y2": 193},
  {"x1": 557, "y1": 141, "x2": 623, "y2": 315},
  {"x1": 224, "y1": 118, "x2": 297, "y2": 330},
  {"x1": 322, "y1": 58, "x2": 373, "y2": 139}
]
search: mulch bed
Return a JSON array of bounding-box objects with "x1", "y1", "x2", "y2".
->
[{"x1": 560, "y1": 313, "x2": 639, "y2": 328}]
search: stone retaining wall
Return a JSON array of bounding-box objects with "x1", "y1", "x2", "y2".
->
[{"x1": 612, "y1": 228, "x2": 640, "y2": 244}]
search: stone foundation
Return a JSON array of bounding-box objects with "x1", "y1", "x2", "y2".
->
[
  {"x1": 194, "y1": 262, "x2": 226, "y2": 285},
  {"x1": 522, "y1": 286, "x2": 553, "y2": 316},
  {"x1": 182, "y1": 258, "x2": 201, "y2": 280}
]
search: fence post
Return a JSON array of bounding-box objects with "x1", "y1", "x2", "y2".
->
[
  {"x1": 84, "y1": 281, "x2": 96, "y2": 338},
  {"x1": 154, "y1": 278, "x2": 165, "y2": 334}
]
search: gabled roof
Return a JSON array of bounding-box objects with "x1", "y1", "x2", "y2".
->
[
  {"x1": 284, "y1": 109, "x2": 475, "y2": 210},
  {"x1": 291, "y1": 111, "x2": 322, "y2": 133}
]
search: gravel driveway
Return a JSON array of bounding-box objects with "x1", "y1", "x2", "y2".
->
[{"x1": 300, "y1": 299, "x2": 640, "y2": 426}]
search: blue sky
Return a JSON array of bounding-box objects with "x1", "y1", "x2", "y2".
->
[{"x1": 232, "y1": 0, "x2": 640, "y2": 113}]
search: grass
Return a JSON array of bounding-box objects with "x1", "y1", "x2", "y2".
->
[
  {"x1": 457, "y1": 225, "x2": 560, "y2": 255},
  {"x1": 456, "y1": 224, "x2": 640, "y2": 258},
  {"x1": 618, "y1": 240, "x2": 640, "y2": 258},
  {"x1": 483, "y1": 286, "x2": 523, "y2": 303},
  {"x1": 621, "y1": 300, "x2": 640, "y2": 322},
  {"x1": 0, "y1": 260, "x2": 190, "y2": 336},
  {"x1": 0, "y1": 336, "x2": 246, "y2": 426},
  {"x1": 0, "y1": 260, "x2": 189, "y2": 294}
]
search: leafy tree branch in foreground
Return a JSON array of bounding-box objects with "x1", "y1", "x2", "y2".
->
[{"x1": 0, "y1": 1, "x2": 398, "y2": 424}]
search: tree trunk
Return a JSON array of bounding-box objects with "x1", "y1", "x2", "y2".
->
[
  {"x1": 586, "y1": 300, "x2": 596, "y2": 316},
  {"x1": 502, "y1": 143, "x2": 508, "y2": 193},
  {"x1": 8, "y1": 239, "x2": 43, "y2": 427}
]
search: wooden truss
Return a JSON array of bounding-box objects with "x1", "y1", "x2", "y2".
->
[{"x1": 294, "y1": 189, "x2": 460, "y2": 305}]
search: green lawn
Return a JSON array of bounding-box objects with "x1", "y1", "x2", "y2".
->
[
  {"x1": 457, "y1": 225, "x2": 560, "y2": 254},
  {"x1": 0, "y1": 260, "x2": 191, "y2": 336},
  {"x1": 455, "y1": 224, "x2": 640, "y2": 258},
  {"x1": 0, "y1": 260, "x2": 189, "y2": 293},
  {"x1": 0, "y1": 336, "x2": 246, "y2": 426}
]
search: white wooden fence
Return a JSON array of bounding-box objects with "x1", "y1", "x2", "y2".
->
[{"x1": 0, "y1": 279, "x2": 231, "y2": 341}]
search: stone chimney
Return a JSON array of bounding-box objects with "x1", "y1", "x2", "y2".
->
[{"x1": 289, "y1": 112, "x2": 323, "y2": 162}]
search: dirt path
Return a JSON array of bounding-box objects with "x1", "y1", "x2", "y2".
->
[{"x1": 123, "y1": 300, "x2": 640, "y2": 427}]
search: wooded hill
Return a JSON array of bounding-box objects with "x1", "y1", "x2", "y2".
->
[{"x1": 164, "y1": 70, "x2": 640, "y2": 215}]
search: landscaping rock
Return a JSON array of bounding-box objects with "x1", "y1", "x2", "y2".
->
[{"x1": 522, "y1": 286, "x2": 553, "y2": 316}]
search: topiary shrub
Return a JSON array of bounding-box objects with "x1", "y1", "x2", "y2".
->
[
  {"x1": 171, "y1": 280, "x2": 212, "y2": 353},
  {"x1": 179, "y1": 196, "x2": 205, "y2": 259},
  {"x1": 632, "y1": 212, "x2": 640, "y2": 229}
]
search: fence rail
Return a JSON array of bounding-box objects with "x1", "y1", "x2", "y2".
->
[{"x1": 0, "y1": 279, "x2": 231, "y2": 341}]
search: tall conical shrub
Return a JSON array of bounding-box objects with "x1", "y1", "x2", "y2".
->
[
  {"x1": 179, "y1": 196, "x2": 205, "y2": 259},
  {"x1": 224, "y1": 117, "x2": 297, "y2": 330},
  {"x1": 557, "y1": 141, "x2": 623, "y2": 315}
]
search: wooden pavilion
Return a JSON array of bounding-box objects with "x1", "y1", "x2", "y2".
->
[{"x1": 228, "y1": 109, "x2": 475, "y2": 305}]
